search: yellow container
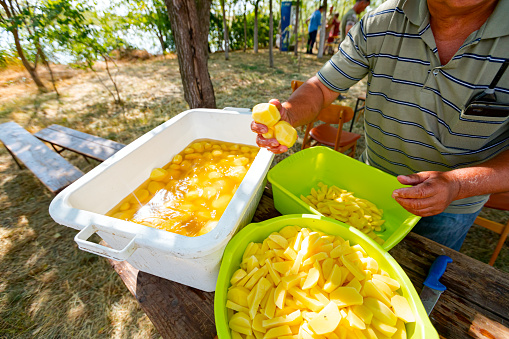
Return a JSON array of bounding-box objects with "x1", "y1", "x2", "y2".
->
[{"x1": 214, "y1": 214, "x2": 438, "y2": 339}]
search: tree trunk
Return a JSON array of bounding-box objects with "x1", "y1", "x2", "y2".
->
[
  {"x1": 293, "y1": 0, "x2": 300, "y2": 56},
  {"x1": 269, "y1": 0, "x2": 273, "y2": 67},
  {"x1": 317, "y1": 0, "x2": 327, "y2": 58},
  {"x1": 156, "y1": 28, "x2": 167, "y2": 54},
  {"x1": 164, "y1": 0, "x2": 216, "y2": 109},
  {"x1": 253, "y1": 2, "x2": 259, "y2": 53},
  {"x1": 37, "y1": 44, "x2": 59, "y2": 97},
  {"x1": 12, "y1": 29, "x2": 46, "y2": 91},
  {"x1": 220, "y1": 0, "x2": 229, "y2": 60},
  {"x1": 243, "y1": 1, "x2": 247, "y2": 52}
]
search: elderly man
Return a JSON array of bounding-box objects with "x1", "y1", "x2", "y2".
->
[{"x1": 252, "y1": 0, "x2": 509, "y2": 251}]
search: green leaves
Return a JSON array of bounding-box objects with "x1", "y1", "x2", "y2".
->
[{"x1": 114, "y1": 0, "x2": 174, "y2": 53}]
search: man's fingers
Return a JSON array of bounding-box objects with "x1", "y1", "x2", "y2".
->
[
  {"x1": 251, "y1": 121, "x2": 268, "y2": 134},
  {"x1": 256, "y1": 135, "x2": 280, "y2": 148},
  {"x1": 392, "y1": 181, "x2": 434, "y2": 199},
  {"x1": 393, "y1": 195, "x2": 436, "y2": 211},
  {"x1": 397, "y1": 203, "x2": 440, "y2": 217},
  {"x1": 255, "y1": 135, "x2": 287, "y2": 154},
  {"x1": 394, "y1": 196, "x2": 442, "y2": 216},
  {"x1": 396, "y1": 172, "x2": 430, "y2": 186},
  {"x1": 267, "y1": 145, "x2": 288, "y2": 154},
  {"x1": 268, "y1": 98, "x2": 282, "y2": 111}
]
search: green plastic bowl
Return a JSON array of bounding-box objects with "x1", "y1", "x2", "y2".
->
[
  {"x1": 214, "y1": 214, "x2": 437, "y2": 339},
  {"x1": 267, "y1": 146, "x2": 421, "y2": 250}
]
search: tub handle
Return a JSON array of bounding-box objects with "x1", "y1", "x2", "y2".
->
[{"x1": 74, "y1": 224, "x2": 138, "y2": 261}]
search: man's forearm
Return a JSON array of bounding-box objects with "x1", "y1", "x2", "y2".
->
[
  {"x1": 449, "y1": 149, "x2": 509, "y2": 199},
  {"x1": 282, "y1": 76, "x2": 340, "y2": 127}
]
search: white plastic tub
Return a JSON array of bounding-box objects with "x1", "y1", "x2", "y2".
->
[{"x1": 49, "y1": 109, "x2": 273, "y2": 292}]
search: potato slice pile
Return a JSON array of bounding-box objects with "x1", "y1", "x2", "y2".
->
[
  {"x1": 300, "y1": 183, "x2": 386, "y2": 245},
  {"x1": 226, "y1": 226, "x2": 415, "y2": 339}
]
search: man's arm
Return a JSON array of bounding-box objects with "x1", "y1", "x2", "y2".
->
[
  {"x1": 345, "y1": 21, "x2": 355, "y2": 37},
  {"x1": 252, "y1": 77, "x2": 340, "y2": 153},
  {"x1": 283, "y1": 76, "x2": 340, "y2": 127},
  {"x1": 393, "y1": 149, "x2": 509, "y2": 216},
  {"x1": 252, "y1": 16, "x2": 371, "y2": 153}
]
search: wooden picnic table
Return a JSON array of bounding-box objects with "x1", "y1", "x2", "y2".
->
[
  {"x1": 0, "y1": 122, "x2": 84, "y2": 194},
  {"x1": 34, "y1": 124, "x2": 125, "y2": 162},
  {"x1": 107, "y1": 188, "x2": 509, "y2": 339}
]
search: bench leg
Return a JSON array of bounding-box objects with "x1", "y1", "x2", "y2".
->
[
  {"x1": 50, "y1": 143, "x2": 65, "y2": 154},
  {"x1": 50, "y1": 143, "x2": 90, "y2": 164},
  {"x1": 4, "y1": 146, "x2": 23, "y2": 169}
]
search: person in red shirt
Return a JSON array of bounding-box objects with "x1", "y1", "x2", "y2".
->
[{"x1": 327, "y1": 12, "x2": 340, "y2": 43}]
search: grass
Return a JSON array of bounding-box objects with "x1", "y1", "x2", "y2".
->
[{"x1": 0, "y1": 49, "x2": 508, "y2": 338}]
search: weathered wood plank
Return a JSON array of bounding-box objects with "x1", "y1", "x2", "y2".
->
[
  {"x1": 107, "y1": 259, "x2": 216, "y2": 339},
  {"x1": 0, "y1": 122, "x2": 84, "y2": 193},
  {"x1": 48, "y1": 124, "x2": 125, "y2": 150},
  {"x1": 389, "y1": 233, "x2": 509, "y2": 321},
  {"x1": 389, "y1": 233, "x2": 509, "y2": 339},
  {"x1": 431, "y1": 292, "x2": 509, "y2": 339},
  {"x1": 34, "y1": 124, "x2": 125, "y2": 162}
]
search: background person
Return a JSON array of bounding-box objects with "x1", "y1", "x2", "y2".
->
[
  {"x1": 252, "y1": 0, "x2": 509, "y2": 251},
  {"x1": 306, "y1": 5, "x2": 325, "y2": 54},
  {"x1": 327, "y1": 12, "x2": 341, "y2": 43},
  {"x1": 341, "y1": 0, "x2": 370, "y2": 42}
]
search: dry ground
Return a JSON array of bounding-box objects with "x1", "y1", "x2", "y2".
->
[{"x1": 0, "y1": 49, "x2": 508, "y2": 338}]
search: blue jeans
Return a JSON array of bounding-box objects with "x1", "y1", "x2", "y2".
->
[
  {"x1": 412, "y1": 210, "x2": 482, "y2": 251},
  {"x1": 307, "y1": 30, "x2": 318, "y2": 53}
]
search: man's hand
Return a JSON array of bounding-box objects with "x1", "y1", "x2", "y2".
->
[
  {"x1": 251, "y1": 99, "x2": 291, "y2": 154},
  {"x1": 391, "y1": 171, "x2": 461, "y2": 217}
]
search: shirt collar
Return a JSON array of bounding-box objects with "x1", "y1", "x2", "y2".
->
[
  {"x1": 483, "y1": 0, "x2": 509, "y2": 39},
  {"x1": 401, "y1": 0, "x2": 429, "y2": 29},
  {"x1": 402, "y1": 0, "x2": 509, "y2": 39}
]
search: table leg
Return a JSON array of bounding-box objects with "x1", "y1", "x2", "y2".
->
[{"x1": 350, "y1": 100, "x2": 360, "y2": 132}]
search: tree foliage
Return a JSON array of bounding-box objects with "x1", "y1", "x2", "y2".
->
[
  {"x1": 0, "y1": 0, "x2": 49, "y2": 90},
  {"x1": 210, "y1": 7, "x2": 276, "y2": 52},
  {"x1": 0, "y1": 0, "x2": 131, "y2": 101},
  {"x1": 40, "y1": 0, "x2": 128, "y2": 103},
  {"x1": 116, "y1": 0, "x2": 174, "y2": 54}
]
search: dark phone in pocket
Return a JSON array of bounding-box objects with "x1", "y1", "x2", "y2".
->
[{"x1": 463, "y1": 101, "x2": 509, "y2": 118}]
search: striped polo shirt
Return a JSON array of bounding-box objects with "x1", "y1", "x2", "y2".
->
[{"x1": 318, "y1": 0, "x2": 509, "y2": 214}]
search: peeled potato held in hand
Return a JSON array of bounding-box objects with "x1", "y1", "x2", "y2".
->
[
  {"x1": 252, "y1": 103, "x2": 281, "y2": 128},
  {"x1": 252, "y1": 103, "x2": 298, "y2": 148},
  {"x1": 262, "y1": 127, "x2": 275, "y2": 139},
  {"x1": 274, "y1": 121, "x2": 298, "y2": 148}
]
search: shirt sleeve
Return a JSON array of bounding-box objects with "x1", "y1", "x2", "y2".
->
[
  {"x1": 317, "y1": 17, "x2": 369, "y2": 92},
  {"x1": 345, "y1": 13, "x2": 358, "y2": 26}
]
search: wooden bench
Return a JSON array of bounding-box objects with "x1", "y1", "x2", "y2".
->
[
  {"x1": 0, "y1": 122, "x2": 84, "y2": 194},
  {"x1": 34, "y1": 124, "x2": 125, "y2": 162}
]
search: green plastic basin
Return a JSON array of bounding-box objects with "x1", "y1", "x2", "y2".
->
[
  {"x1": 267, "y1": 146, "x2": 421, "y2": 250},
  {"x1": 214, "y1": 214, "x2": 437, "y2": 339}
]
